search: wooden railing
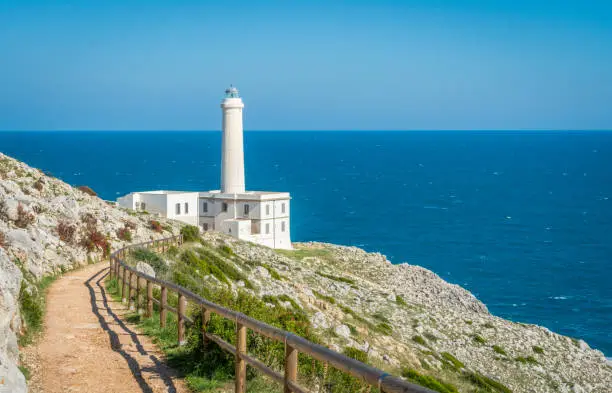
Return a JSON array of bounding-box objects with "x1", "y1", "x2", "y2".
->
[{"x1": 109, "y1": 235, "x2": 434, "y2": 393}]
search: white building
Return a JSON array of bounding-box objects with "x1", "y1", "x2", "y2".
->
[{"x1": 117, "y1": 86, "x2": 292, "y2": 249}]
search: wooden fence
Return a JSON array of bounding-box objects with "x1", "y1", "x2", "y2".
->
[{"x1": 109, "y1": 235, "x2": 434, "y2": 393}]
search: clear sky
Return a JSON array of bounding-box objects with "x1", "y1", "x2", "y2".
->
[{"x1": 1, "y1": 0, "x2": 611, "y2": 131}]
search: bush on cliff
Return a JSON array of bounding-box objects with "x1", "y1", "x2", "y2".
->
[
  {"x1": 76, "y1": 185, "x2": 97, "y2": 197},
  {"x1": 180, "y1": 225, "x2": 200, "y2": 242}
]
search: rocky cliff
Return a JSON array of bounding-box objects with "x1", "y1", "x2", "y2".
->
[
  {"x1": 1, "y1": 152, "x2": 611, "y2": 393},
  {"x1": 151, "y1": 232, "x2": 610, "y2": 393},
  {"x1": 0, "y1": 153, "x2": 182, "y2": 393}
]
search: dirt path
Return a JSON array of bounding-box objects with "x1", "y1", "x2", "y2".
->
[{"x1": 23, "y1": 263, "x2": 189, "y2": 393}]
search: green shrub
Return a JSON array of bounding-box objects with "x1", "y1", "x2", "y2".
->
[
  {"x1": 116, "y1": 227, "x2": 132, "y2": 241},
  {"x1": 492, "y1": 345, "x2": 507, "y2": 356},
  {"x1": 316, "y1": 271, "x2": 355, "y2": 285},
  {"x1": 402, "y1": 368, "x2": 459, "y2": 393},
  {"x1": 473, "y1": 334, "x2": 487, "y2": 344},
  {"x1": 441, "y1": 352, "x2": 464, "y2": 370},
  {"x1": 262, "y1": 264, "x2": 282, "y2": 280},
  {"x1": 515, "y1": 356, "x2": 538, "y2": 364},
  {"x1": 313, "y1": 290, "x2": 336, "y2": 304},
  {"x1": 413, "y1": 335, "x2": 427, "y2": 346},
  {"x1": 218, "y1": 245, "x2": 234, "y2": 256},
  {"x1": 483, "y1": 322, "x2": 495, "y2": 329},
  {"x1": 180, "y1": 225, "x2": 200, "y2": 242},
  {"x1": 532, "y1": 346, "x2": 544, "y2": 354},
  {"x1": 465, "y1": 320, "x2": 473, "y2": 325},
  {"x1": 278, "y1": 294, "x2": 301, "y2": 310},
  {"x1": 396, "y1": 295, "x2": 407, "y2": 306},
  {"x1": 463, "y1": 371, "x2": 512, "y2": 393},
  {"x1": 375, "y1": 322, "x2": 393, "y2": 335},
  {"x1": 132, "y1": 248, "x2": 168, "y2": 274}
]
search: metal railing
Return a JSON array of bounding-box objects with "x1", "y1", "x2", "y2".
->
[{"x1": 109, "y1": 235, "x2": 434, "y2": 393}]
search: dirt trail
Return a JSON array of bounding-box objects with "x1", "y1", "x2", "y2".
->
[{"x1": 23, "y1": 263, "x2": 189, "y2": 393}]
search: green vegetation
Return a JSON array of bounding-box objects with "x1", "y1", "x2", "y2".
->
[
  {"x1": 401, "y1": 368, "x2": 459, "y2": 393},
  {"x1": 473, "y1": 334, "x2": 487, "y2": 344},
  {"x1": 532, "y1": 346, "x2": 544, "y2": 354},
  {"x1": 316, "y1": 271, "x2": 355, "y2": 285},
  {"x1": 194, "y1": 247, "x2": 253, "y2": 289},
  {"x1": 18, "y1": 365, "x2": 31, "y2": 381},
  {"x1": 18, "y1": 274, "x2": 59, "y2": 345},
  {"x1": 276, "y1": 247, "x2": 332, "y2": 261},
  {"x1": 465, "y1": 320, "x2": 473, "y2": 325},
  {"x1": 180, "y1": 225, "x2": 200, "y2": 242},
  {"x1": 413, "y1": 335, "x2": 427, "y2": 346},
  {"x1": 492, "y1": 345, "x2": 507, "y2": 356},
  {"x1": 515, "y1": 356, "x2": 538, "y2": 365},
  {"x1": 132, "y1": 247, "x2": 168, "y2": 274},
  {"x1": 463, "y1": 371, "x2": 512, "y2": 393},
  {"x1": 440, "y1": 352, "x2": 464, "y2": 370},
  {"x1": 374, "y1": 322, "x2": 393, "y2": 335},
  {"x1": 483, "y1": 322, "x2": 495, "y2": 329},
  {"x1": 312, "y1": 290, "x2": 336, "y2": 304},
  {"x1": 105, "y1": 276, "x2": 377, "y2": 393},
  {"x1": 395, "y1": 294, "x2": 407, "y2": 306},
  {"x1": 262, "y1": 263, "x2": 282, "y2": 280}
]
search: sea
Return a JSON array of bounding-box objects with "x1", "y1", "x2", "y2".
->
[{"x1": 1, "y1": 130, "x2": 610, "y2": 356}]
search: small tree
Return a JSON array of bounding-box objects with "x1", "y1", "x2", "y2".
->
[{"x1": 0, "y1": 231, "x2": 5, "y2": 249}]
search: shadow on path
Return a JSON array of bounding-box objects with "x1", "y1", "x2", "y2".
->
[{"x1": 84, "y1": 267, "x2": 180, "y2": 393}]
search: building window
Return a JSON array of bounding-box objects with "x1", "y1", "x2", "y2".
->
[
  {"x1": 202, "y1": 223, "x2": 208, "y2": 231},
  {"x1": 184, "y1": 203, "x2": 189, "y2": 214},
  {"x1": 281, "y1": 203, "x2": 286, "y2": 214},
  {"x1": 140, "y1": 202, "x2": 146, "y2": 211},
  {"x1": 203, "y1": 202, "x2": 208, "y2": 213},
  {"x1": 281, "y1": 221, "x2": 286, "y2": 232},
  {"x1": 265, "y1": 223, "x2": 270, "y2": 234},
  {"x1": 244, "y1": 204, "x2": 250, "y2": 215},
  {"x1": 222, "y1": 202, "x2": 228, "y2": 212},
  {"x1": 176, "y1": 203, "x2": 181, "y2": 215},
  {"x1": 266, "y1": 205, "x2": 270, "y2": 215}
]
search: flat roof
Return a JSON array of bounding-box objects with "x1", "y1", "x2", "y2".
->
[{"x1": 199, "y1": 190, "x2": 290, "y2": 201}]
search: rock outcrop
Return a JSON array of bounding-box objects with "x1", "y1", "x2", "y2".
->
[{"x1": 0, "y1": 153, "x2": 182, "y2": 393}]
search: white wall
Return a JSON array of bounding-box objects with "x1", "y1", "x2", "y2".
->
[{"x1": 165, "y1": 193, "x2": 199, "y2": 225}]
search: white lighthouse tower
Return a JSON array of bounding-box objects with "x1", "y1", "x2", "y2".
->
[{"x1": 221, "y1": 86, "x2": 246, "y2": 194}]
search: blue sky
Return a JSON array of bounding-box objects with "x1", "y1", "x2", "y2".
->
[{"x1": 1, "y1": 0, "x2": 611, "y2": 131}]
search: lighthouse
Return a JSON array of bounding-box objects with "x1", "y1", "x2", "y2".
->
[
  {"x1": 221, "y1": 86, "x2": 246, "y2": 194},
  {"x1": 117, "y1": 86, "x2": 293, "y2": 249}
]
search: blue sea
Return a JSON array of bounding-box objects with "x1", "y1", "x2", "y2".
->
[{"x1": 1, "y1": 131, "x2": 611, "y2": 355}]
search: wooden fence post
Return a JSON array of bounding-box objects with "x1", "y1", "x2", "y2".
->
[
  {"x1": 121, "y1": 267, "x2": 128, "y2": 302},
  {"x1": 284, "y1": 344, "x2": 298, "y2": 393},
  {"x1": 146, "y1": 281, "x2": 153, "y2": 317},
  {"x1": 201, "y1": 305, "x2": 211, "y2": 349},
  {"x1": 235, "y1": 322, "x2": 247, "y2": 393},
  {"x1": 128, "y1": 271, "x2": 134, "y2": 310},
  {"x1": 178, "y1": 294, "x2": 186, "y2": 345},
  {"x1": 109, "y1": 257, "x2": 113, "y2": 279},
  {"x1": 136, "y1": 276, "x2": 141, "y2": 313},
  {"x1": 160, "y1": 286, "x2": 167, "y2": 328}
]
